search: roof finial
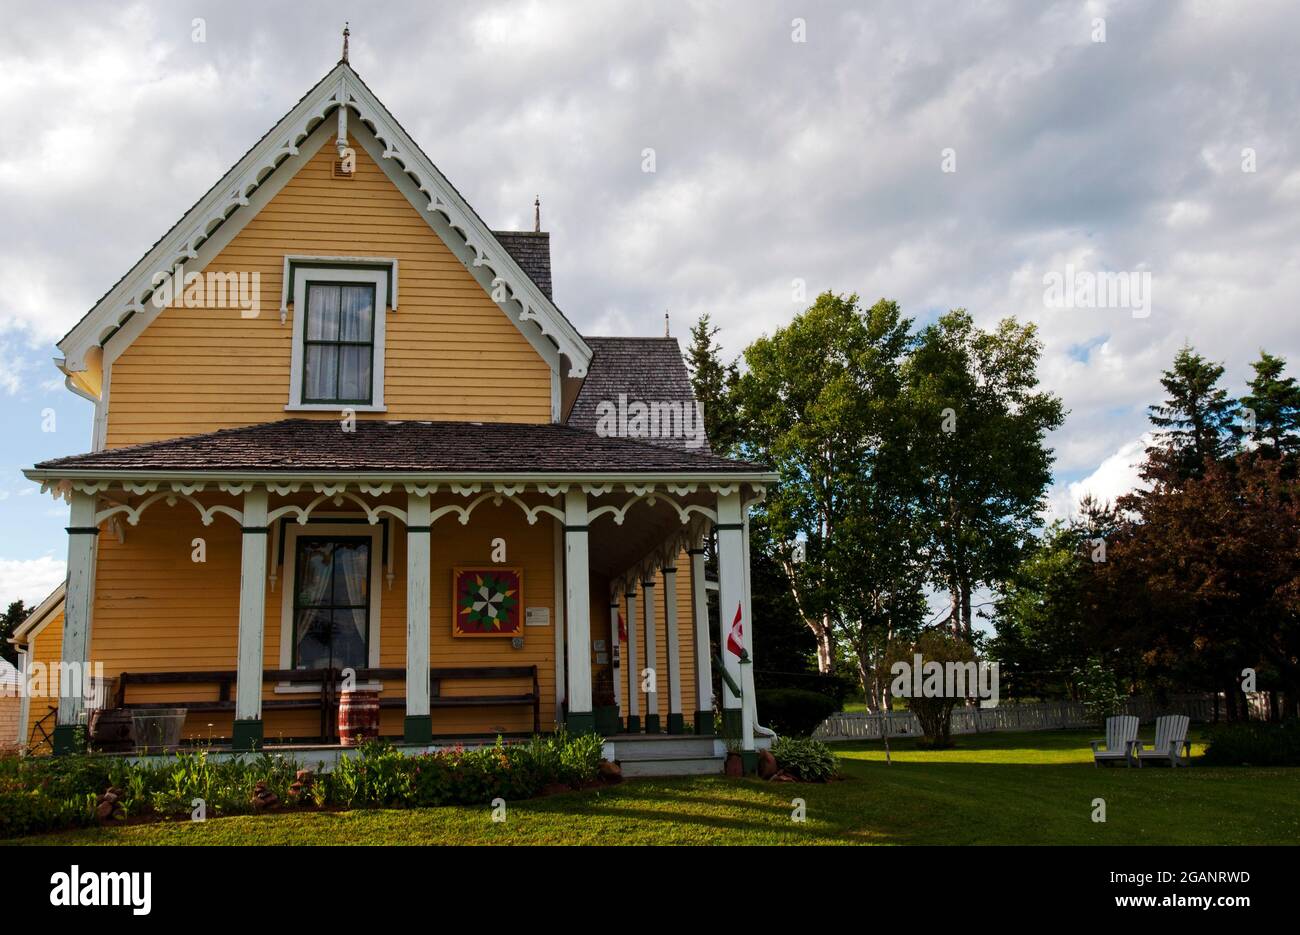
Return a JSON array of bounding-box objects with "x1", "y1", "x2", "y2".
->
[
  {"x1": 534, "y1": 195, "x2": 541, "y2": 233},
  {"x1": 664, "y1": 310, "x2": 670, "y2": 337},
  {"x1": 341, "y1": 23, "x2": 350, "y2": 65}
]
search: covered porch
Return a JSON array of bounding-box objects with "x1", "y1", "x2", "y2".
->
[{"x1": 26, "y1": 419, "x2": 774, "y2": 762}]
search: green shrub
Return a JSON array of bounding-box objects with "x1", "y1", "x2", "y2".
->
[
  {"x1": 757, "y1": 688, "x2": 839, "y2": 737},
  {"x1": 1203, "y1": 720, "x2": 1300, "y2": 766},
  {"x1": 756, "y1": 671, "x2": 858, "y2": 709},
  {"x1": 325, "y1": 739, "x2": 413, "y2": 807},
  {"x1": 0, "y1": 788, "x2": 93, "y2": 838},
  {"x1": 525, "y1": 728, "x2": 603, "y2": 787},
  {"x1": 771, "y1": 736, "x2": 838, "y2": 782},
  {"x1": 409, "y1": 742, "x2": 538, "y2": 805}
]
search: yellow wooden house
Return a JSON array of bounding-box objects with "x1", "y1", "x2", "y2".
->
[{"x1": 12, "y1": 44, "x2": 773, "y2": 773}]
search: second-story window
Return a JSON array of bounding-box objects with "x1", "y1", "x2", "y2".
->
[
  {"x1": 286, "y1": 262, "x2": 391, "y2": 412},
  {"x1": 302, "y1": 282, "x2": 376, "y2": 404}
]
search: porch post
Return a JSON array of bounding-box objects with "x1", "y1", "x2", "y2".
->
[
  {"x1": 641, "y1": 575, "x2": 660, "y2": 733},
  {"x1": 563, "y1": 489, "x2": 594, "y2": 733},
  {"x1": 624, "y1": 584, "x2": 640, "y2": 732},
  {"x1": 688, "y1": 536, "x2": 714, "y2": 734},
  {"x1": 716, "y1": 489, "x2": 754, "y2": 767},
  {"x1": 16, "y1": 648, "x2": 31, "y2": 756},
  {"x1": 662, "y1": 562, "x2": 684, "y2": 734},
  {"x1": 233, "y1": 488, "x2": 269, "y2": 751},
  {"x1": 404, "y1": 492, "x2": 432, "y2": 743},
  {"x1": 740, "y1": 508, "x2": 759, "y2": 745},
  {"x1": 54, "y1": 490, "x2": 98, "y2": 753},
  {"x1": 609, "y1": 592, "x2": 623, "y2": 729}
]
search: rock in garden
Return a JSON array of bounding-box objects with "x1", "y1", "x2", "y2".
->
[
  {"x1": 95, "y1": 787, "x2": 125, "y2": 822},
  {"x1": 757, "y1": 749, "x2": 778, "y2": 779},
  {"x1": 289, "y1": 769, "x2": 315, "y2": 801},
  {"x1": 251, "y1": 780, "x2": 280, "y2": 809},
  {"x1": 598, "y1": 760, "x2": 623, "y2": 783}
]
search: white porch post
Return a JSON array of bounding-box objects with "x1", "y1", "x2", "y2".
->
[
  {"x1": 688, "y1": 534, "x2": 714, "y2": 735},
  {"x1": 233, "y1": 488, "x2": 269, "y2": 751},
  {"x1": 54, "y1": 491, "x2": 98, "y2": 753},
  {"x1": 740, "y1": 508, "x2": 759, "y2": 744},
  {"x1": 624, "y1": 584, "x2": 640, "y2": 732},
  {"x1": 404, "y1": 492, "x2": 432, "y2": 743},
  {"x1": 16, "y1": 649, "x2": 31, "y2": 755},
  {"x1": 716, "y1": 489, "x2": 754, "y2": 764},
  {"x1": 641, "y1": 574, "x2": 660, "y2": 733},
  {"x1": 609, "y1": 591, "x2": 623, "y2": 729},
  {"x1": 563, "y1": 489, "x2": 595, "y2": 732},
  {"x1": 662, "y1": 561, "x2": 684, "y2": 734}
]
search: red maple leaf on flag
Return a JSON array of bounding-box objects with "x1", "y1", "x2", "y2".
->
[{"x1": 726, "y1": 602, "x2": 745, "y2": 657}]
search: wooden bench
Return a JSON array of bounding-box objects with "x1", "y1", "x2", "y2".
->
[
  {"x1": 112, "y1": 665, "x2": 541, "y2": 741},
  {"x1": 358, "y1": 667, "x2": 540, "y2": 734}
]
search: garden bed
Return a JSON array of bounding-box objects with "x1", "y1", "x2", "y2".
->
[{"x1": 0, "y1": 732, "x2": 838, "y2": 839}]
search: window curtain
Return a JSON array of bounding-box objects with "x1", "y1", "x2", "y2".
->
[
  {"x1": 337, "y1": 285, "x2": 373, "y2": 400},
  {"x1": 295, "y1": 542, "x2": 336, "y2": 669},
  {"x1": 304, "y1": 285, "x2": 340, "y2": 400},
  {"x1": 334, "y1": 542, "x2": 369, "y2": 665}
]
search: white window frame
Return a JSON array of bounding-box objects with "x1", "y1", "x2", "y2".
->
[
  {"x1": 287, "y1": 267, "x2": 389, "y2": 412},
  {"x1": 277, "y1": 520, "x2": 384, "y2": 693}
]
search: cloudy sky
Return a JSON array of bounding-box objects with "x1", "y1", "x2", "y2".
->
[{"x1": 1, "y1": 0, "x2": 1298, "y2": 607}]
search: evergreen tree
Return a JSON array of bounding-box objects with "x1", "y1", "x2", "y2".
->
[
  {"x1": 1238, "y1": 350, "x2": 1300, "y2": 458},
  {"x1": 1, "y1": 600, "x2": 28, "y2": 666},
  {"x1": 1145, "y1": 345, "x2": 1235, "y2": 482},
  {"x1": 684, "y1": 314, "x2": 741, "y2": 455}
]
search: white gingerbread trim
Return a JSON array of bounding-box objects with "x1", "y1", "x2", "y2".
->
[{"x1": 57, "y1": 63, "x2": 592, "y2": 382}]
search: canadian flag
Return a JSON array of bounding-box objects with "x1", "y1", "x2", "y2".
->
[
  {"x1": 726, "y1": 602, "x2": 745, "y2": 657},
  {"x1": 617, "y1": 610, "x2": 627, "y2": 643}
]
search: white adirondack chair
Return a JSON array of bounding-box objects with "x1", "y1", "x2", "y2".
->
[
  {"x1": 1090, "y1": 715, "x2": 1139, "y2": 767},
  {"x1": 1133, "y1": 714, "x2": 1192, "y2": 767}
]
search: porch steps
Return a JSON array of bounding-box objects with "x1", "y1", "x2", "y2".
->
[{"x1": 607, "y1": 734, "x2": 725, "y2": 778}]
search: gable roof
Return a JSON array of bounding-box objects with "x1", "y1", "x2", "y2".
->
[
  {"x1": 566, "y1": 337, "x2": 707, "y2": 451},
  {"x1": 10, "y1": 582, "x2": 65, "y2": 646},
  {"x1": 493, "y1": 231, "x2": 552, "y2": 300},
  {"x1": 57, "y1": 62, "x2": 591, "y2": 379},
  {"x1": 30, "y1": 419, "x2": 766, "y2": 476}
]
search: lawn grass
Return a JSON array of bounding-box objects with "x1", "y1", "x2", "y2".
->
[{"x1": 5, "y1": 730, "x2": 1296, "y2": 845}]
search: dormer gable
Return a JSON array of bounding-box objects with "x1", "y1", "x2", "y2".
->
[{"x1": 55, "y1": 60, "x2": 592, "y2": 449}]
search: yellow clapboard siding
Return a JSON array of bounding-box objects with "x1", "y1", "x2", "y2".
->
[
  {"x1": 24, "y1": 610, "x2": 65, "y2": 752},
  {"x1": 105, "y1": 134, "x2": 551, "y2": 447}
]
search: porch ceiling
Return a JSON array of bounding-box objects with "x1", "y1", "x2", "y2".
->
[{"x1": 586, "y1": 490, "x2": 715, "y2": 578}]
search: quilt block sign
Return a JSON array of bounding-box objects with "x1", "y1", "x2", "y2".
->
[{"x1": 453, "y1": 567, "x2": 524, "y2": 637}]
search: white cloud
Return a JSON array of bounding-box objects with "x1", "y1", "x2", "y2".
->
[
  {"x1": 0, "y1": 556, "x2": 65, "y2": 608},
  {"x1": 2, "y1": 0, "x2": 1300, "y2": 566},
  {"x1": 1047, "y1": 435, "x2": 1152, "y2": 521}
]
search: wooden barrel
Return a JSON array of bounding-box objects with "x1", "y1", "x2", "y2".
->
[{"x1": 338, "y1": 689, "x2": 380, "y2": 746}]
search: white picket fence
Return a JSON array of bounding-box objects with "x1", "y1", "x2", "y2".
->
[{"x1": 813, "y1": 694, "x2": 1228, "y2": 741}]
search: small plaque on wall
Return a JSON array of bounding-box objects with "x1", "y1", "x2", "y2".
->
[
  {"x1": 595, "y1": 652, "x2": 609, "y2": 665},
  {"x1": 525, "y1": 607, "x2": 550, "y2": 627},
  {"x1": 593, "y1": 639, "x2": 607, "y2": 652}
]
